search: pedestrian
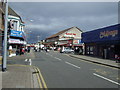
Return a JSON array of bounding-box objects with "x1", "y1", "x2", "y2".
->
[
  {"x1": 9, "y1": 45, "x2": 12, "y2": 55},
  {"x1": 16, "y1": 49, "x2": 19, "y2": 55},
  {"x1": 22, "y1": 47, "x2": 25, "y2": 54},
  {"x1": 20, "y1": 47, "x2": 22, "y2": 55},
  {"x1": 25, "y1": 47, "x2": 28, "y2": 53},
  {"x1": 28, "y1": 46, "x2": 31, "y2": 53},
  {"x1": 39, "y1": 47, "x2": 41, "y2": 52}
]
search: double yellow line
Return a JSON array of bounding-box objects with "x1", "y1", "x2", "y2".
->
[
  {"x1": 34, "y1": 66, "x2": 48, "y2": 90},
  {"x1": 8, "y1": 64, "x2": 48, "y2": 89}
]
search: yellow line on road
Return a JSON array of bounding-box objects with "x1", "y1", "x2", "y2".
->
[
  {"x1": 36, "y1": 67, "x2": 48, "y2": 90},
  {"x1": 34, "y1": 68, "x2": 43, "y2": 89},
  {"x1": 8, "y1": 64, "x2": 47, "y2": 89}
]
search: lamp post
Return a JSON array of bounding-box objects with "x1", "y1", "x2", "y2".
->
[{"x1": 2, "y1": 0, "x2": 8, "y2": 72}]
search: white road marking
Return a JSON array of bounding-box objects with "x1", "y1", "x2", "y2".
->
[
  {"x1": 25, "y1": 59, "x2": 28, "y2": 62},
  {"x1": 93, "y1": 73, "x2": 120, "y2": 86},
  {"x1": 29, "y1": 59, "x2": 32, "y2": 65},
  {"x1": 54, "y1": 57, "x2": 62, "y2": 61},
  {"x1": 65, "y1": 62, "x2": 80, "y2": 69}
]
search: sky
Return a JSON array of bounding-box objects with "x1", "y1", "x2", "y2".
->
[{"x1": 9, "y1": 2, "x2": 118, "y2": 43}]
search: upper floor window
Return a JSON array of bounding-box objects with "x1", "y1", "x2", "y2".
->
[{"x1": 13, "y1": 21, "x2": 17, "y2": 30}]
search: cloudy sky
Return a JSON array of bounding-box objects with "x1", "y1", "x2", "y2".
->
[{"x1": 9, "y1": 2, "x2": 118, "y2": 43}]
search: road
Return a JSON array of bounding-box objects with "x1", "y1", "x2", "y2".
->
[{"x1": 31, "y1": 50, "x2": 119, "y2": 88}]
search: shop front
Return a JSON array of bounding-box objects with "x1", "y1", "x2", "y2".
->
[
  {"x1": 8, "y1": 30, "x2": 26, "y2": 57},
  {"x1": 82, "y1": 24, "x2": 120, "y2": 59}
]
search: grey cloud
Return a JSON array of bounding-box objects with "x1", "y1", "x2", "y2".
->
[{"x1": 9, "y1": 2, "x2": 118, "y2": 43}]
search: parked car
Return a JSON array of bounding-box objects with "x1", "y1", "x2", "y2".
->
[{"x1": 60, "y1": 48, "x2": 74, "y2": 53}]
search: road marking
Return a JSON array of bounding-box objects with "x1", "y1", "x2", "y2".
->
[
  {"x1": 25, "y1": 59, "x2": 28, "y2": 61},
  {"x1": 66, "y1": 54, "x2": 119, "y2": 70},
  {"x1": 34, "y1": 68, "x2": 43, "y2": 89},
  {"x1": 65, "y1": 61, "x2": 80, "y2": 69},
  {"x1": 36, "y1": 68, "x2": 48, "y2": 89},
  {"x1": 29, "y1": 59, "x2": 32, "y2": 66},
  {"x1": 93, "y1": 73, "x2": 120, "y2": 86},
  {"x1": 54, "y1": 57, "x2": 62, "y2": 61}
]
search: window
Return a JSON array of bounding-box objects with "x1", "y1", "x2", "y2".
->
[
  {"x1": 13, "y1": 21, "x2": 17, "y2": 30},
  {"x1": 86, "y1": 46, "x2": 94, "y2": 55}
]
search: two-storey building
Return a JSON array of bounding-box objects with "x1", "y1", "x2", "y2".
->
[
  {"x1": 8, "y1": 7, "x2": 26, "y2": 57},
  {"x1": 45, "y1": 27, "x2": 84, "y2": 53}
]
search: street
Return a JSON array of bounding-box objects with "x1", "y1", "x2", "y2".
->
[{"x1": 30, "y1": 50, "x2": 119, "y2": 88}]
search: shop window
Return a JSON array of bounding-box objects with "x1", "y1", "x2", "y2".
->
[
  {"x1": 87, "y1": 46, "x2": 89, "y2": 54},
  {"x1": 90, "y1": 46, "x2": 93, "y2": 55},
  {"x1": 86, "y1": 46, "x2": 94, "y2": 55}
]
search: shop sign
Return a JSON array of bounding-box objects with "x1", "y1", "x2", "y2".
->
[
  {"x1": 73, "y1": 40, "x2": 82, "y2": 44},
  {"x1": 9, "y1": 39, "x2": 20, "y2": 44},
  {"x1": 10, "y1": 30, "x2": 23, "y2": 38},
  {"x1": 9, "y1": 39, "x2": 26, "y2": 44},
  {"x1": 73, "y1": 40, "x2": 79, "y2": 44},
  {"x1": 68, "y1": 40, "x2": 72, "y2": 44},
  {"x1": 64, "y1": 33, "x2": 76, "y2": 37},
  {"x1": 82, "y1": 24, "x2": 120, "y2": 43},
  {"x1": 100, "y1": 30, "x2": 118, "y2": 38}
]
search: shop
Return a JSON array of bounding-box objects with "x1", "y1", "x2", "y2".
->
[
  {"x1": 82, "y1": 24, "x2": 120, "y2": 60},
  {"x1": 8, "y1": 30, "x2": 26, "y2": 56}
]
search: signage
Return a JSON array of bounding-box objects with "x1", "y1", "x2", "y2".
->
[
  {"x1": 66, "y1": 33, "x2": 76, "y2": 35},
  {"x1": 10, "y1": 30, "x2": 23, "y2": 37},
  {"x1": 9, "y1": 39, "x2": 26, "y2": 44},
  {"x1": 100, "y1": 30, "x2": 118, "y2": 38},
  {"x1": 9, "y1": 39, "x2": 20, "y2": 44},
  {"x1": 82, "y1": 24, "x2": 120, "y2": 43},
  {"x1": 10, "y1": 30, "x2": 26, "y2": 39},
  {"x1": 73, "y1": 40, "x2": 82, "y2": 44},
  {"x1": 64, "y1": 33, "x2": 76, "y2": 37}
]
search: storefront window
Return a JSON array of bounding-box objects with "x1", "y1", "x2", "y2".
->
[
  {"x1": 86, "y1": 46, "x2": 94, "y2": 55},
  {"x1": 87, "y1": 46, "x2": 89, "y2": 54},
  {"x1": 90, "y1": 46, "x2": 93, "y2": 55}
]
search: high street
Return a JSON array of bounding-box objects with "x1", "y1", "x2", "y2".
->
[{"x1": 31, "y1": 50, "x2": 119, "y2": 88}]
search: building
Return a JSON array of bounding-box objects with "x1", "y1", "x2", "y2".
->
[
  {"x1": 7, "y1": 7, "x2": 26, "y2": 57},
  {"x1": 45, "y1": 27, "x2": 84, "y2": 53},
  {"x1": 82, "y1": 24, "x2": 120, "y2": 60}
]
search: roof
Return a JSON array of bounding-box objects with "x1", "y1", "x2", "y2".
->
[
  {"x1": 8, "y1": 6, "x2": 23, "y2": 22},
  {"x1": 46, "y1": 27, "x2": 82, "y2": 39}
]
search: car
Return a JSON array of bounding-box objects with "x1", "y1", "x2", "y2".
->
[{"x1": 60, "y1": 48, "x2": 74, "y2": 53}]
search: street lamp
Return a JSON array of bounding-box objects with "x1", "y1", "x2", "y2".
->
[{"x1": 2, "y1": 0, "x2": 8, "y2": 72}]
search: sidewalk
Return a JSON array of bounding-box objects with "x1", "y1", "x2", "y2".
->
[
  {"x1": 68, "y1": 54, "x2": 120, "y2": 69},
  {"x1": 2, "y1": 65, "x2": 39, "y2": 88},
  {"x1": 7, "y1": 49, "x2": 35, "y2": 65},
  {"x1": 1, "y1": 50, "x2": 40, "y2": 88}
]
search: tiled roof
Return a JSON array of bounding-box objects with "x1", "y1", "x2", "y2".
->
[{"x1": 46, "y1": 27, "x2": 82, "y2": 39}]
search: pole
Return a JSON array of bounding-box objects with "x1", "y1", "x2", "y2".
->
[{"x1": 2, "y1": 0, "x2": 8, "y2": 72}]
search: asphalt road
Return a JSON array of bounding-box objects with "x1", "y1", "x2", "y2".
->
[{"x1": 31, "y1": 50, "x2": 119, "y2": 88}]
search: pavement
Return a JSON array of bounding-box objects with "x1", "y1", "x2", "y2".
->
[
  {"x1": 0, "y1": 49, "x2": 41, "y2": 89},
  {"x1": 1, "y1": 65, "x2": 39, "y2": 88},
  {"x1": 67, "y1": 54, "x2": 120, "y2": 69}
]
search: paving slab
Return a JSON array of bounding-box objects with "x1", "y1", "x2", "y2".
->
[{"x1": 2, "y1": 65, "x2": 40, "y2": 88}]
